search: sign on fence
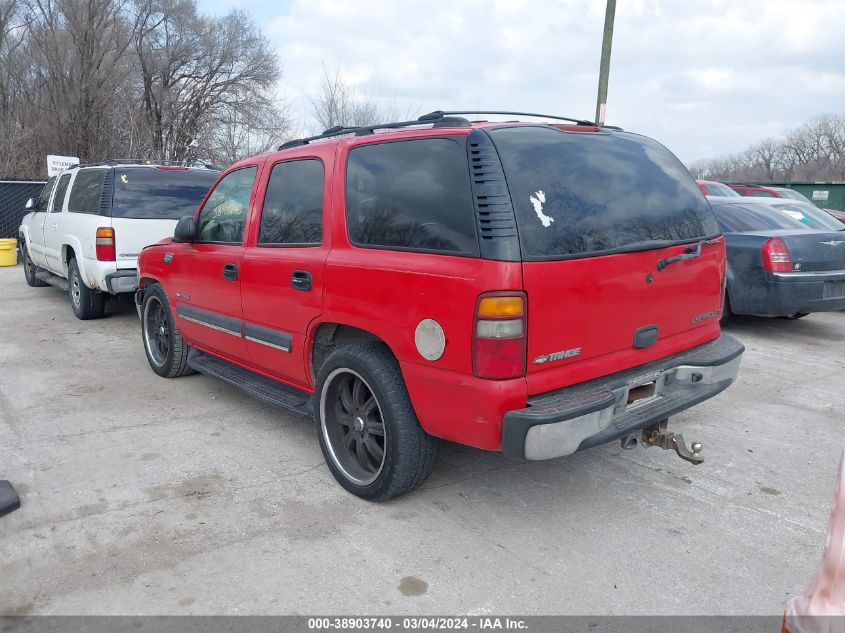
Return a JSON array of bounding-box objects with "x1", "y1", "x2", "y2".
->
[
  {"x1": 47, "y1": 154, "x2": 79, "y2": 176},
  {"x1": 812, "y1": 190, "x2": 830, "y2": 201}
]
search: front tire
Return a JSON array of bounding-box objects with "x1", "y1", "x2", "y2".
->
[
  {"x1": 314, "y1": 344, "x2": 438, "y2": 501},
  {"x1": 141, "y1": 284, "x2": 193, "y2": 378},
  {"x1": 68, "y1": 258, "x2": 105, "y2": 320},
  {"x1": 21, "y1": 243, "x2": 47, "y2": 287}
]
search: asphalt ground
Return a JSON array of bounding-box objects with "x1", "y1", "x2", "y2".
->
[{"x1": 1, "y1": 264, "x2": 843, "y2": 615}]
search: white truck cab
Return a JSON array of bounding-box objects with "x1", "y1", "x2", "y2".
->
[{"x1": 18, "y1": 162, "x2": 218, "y2": 319}]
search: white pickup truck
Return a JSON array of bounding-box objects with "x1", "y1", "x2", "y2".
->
[{"x1": 18, "y1": 163, "x2": 218, "y2": 319}]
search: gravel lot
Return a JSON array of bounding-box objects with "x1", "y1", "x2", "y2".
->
[{"x1": 1, "y1": 263, "x2": 843, "y2": 615}]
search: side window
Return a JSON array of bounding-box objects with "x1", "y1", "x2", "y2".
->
[
  {"x1": 50, "y1": 173, "x2": 72, "y2": 213},
  {"x1": 35, "y1": 177, "x2": 56, "y2": 212},
  {"x1": 751, "y1": 190, "x2": 774, "y2": 197},
  {"x1": 258, "y1": 159, "x2": 324, "y2": 246},
  {"x1": 196, "y1": 166, "x2": 257, "y2": 244},
  {"x1": 345, "y1": 138, "x2": 478, "y2": 255},
  {"x1": 67, "y1": 170, "x2": 107, "y2": 214}
]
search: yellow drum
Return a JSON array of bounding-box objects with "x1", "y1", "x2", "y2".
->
[{"x1": 0, "y1": 239, "x2": 18, "y2": 266}]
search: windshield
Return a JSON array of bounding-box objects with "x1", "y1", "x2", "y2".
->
[
  {"x1": 489, "y1": 126, "x2": 720, "y2": 259},
  {"x1": 767, "y1": 201, "x2": 845, "y2": 231},
  {"x1": 111, "y1": 168, "x2": 219, "y2": 219},
  {"x1": 703, "y1": 182, "x2": 739, "y2": 197},
  {"x1": 712, "y1": 203, "x2": 809, "y2": 232}
]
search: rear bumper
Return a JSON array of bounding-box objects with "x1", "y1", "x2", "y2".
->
[
  {"x1": 732, "y1": 269, "x2": 845, "y2": 316},
  {"x1": 502, "y1": 333, "x2": 745, "y2": 460},
  {"x1": 105, "y1": 269, "x2": 138, "y2": 294}
]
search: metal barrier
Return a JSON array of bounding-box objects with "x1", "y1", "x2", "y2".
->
[{"x1": 0, "y1": 180, "x2": 46, "y2": 239}]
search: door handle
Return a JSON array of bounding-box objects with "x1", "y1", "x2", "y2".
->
[
  {"x1": 291, "y1": 270, "x2": 312, "y2": 291},
  {"x1": 222, "y1": 263, "x2": 238, "y2": 281},
  {"x1": 52, "y1": 223, "x2": 58, "y2": 230}
]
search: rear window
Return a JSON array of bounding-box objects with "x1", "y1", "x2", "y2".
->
[
  {"x1": 345, "y1": 138, "x2": 478, "y2": 256},
  {"x1": 750, "y1": 190, "x2": 775, "y2": 197},
  {"x1": 67, "y1": 170, "x2": 107, "y2": 214},
  {"x1": 704, "y1": 182, "x2": 739, "y2": 197},
  {"x1": 769, "y1": 202, "x2": 845, "y2": 231},
  {"x1": 712, "y1": 203, "x2": 807, "y2": 232},
  {"x1": 489, "y1": 126, "x2": 720, "y2": 259},
  {"x1": 111, "y1": 168, "x2": 219, "y2": 219}
]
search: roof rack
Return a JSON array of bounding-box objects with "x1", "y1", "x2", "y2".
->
[
  {"x1": 278, "y1": 109, "x2": 602, "y2": 151},
  {"x1": 69, "y1": 159, "x2": 213, "y2": 169},
  {"x1": 418, "y1": 110, "x2": 597, "y2": 126}
]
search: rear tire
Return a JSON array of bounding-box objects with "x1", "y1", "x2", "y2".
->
[
  {"x1": 21, "y1": 243, "x2": 48, "y2": 287},
  {"x1": 68, "y1": 258, "x2": 105, "y2": 320},
  {"x1": 720, "y1": 292, "x2": 732, "y2": 326},
  {"x1": 141, "y1": 283, "x2": 193, "y2": 378},
  {"x1": 314, "y1": 343, "x2": 438, "y2": 501}
]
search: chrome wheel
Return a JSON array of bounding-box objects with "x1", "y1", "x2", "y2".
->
[
  {"x1": 143, "y1": 295, "x2": 170, "y2": 367},
  {"x1": 70, "y1": 270, "x2": 81, "y2": 309},
  {"x1": 320, "y1": 368, "x2": 386, "y2": 486}
]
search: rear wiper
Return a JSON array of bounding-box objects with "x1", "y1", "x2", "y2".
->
[{"x1": 656, "y1": 239, "x2": 720, "y2": 272}]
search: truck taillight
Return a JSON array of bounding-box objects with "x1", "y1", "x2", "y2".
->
[
  {"x1": 472, "y1": 292, "x2": 527, "y2": 380},
  {"x1": 96, "y1": 227, "x2": 115, "y2": 261},
  {"x1": 761, "y1": 237, "x2": 792, "y2": 272}
]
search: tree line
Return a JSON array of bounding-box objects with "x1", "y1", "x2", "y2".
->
[
  {"x1": 689, "y1": 114, "x2": 845, "y2": 183},
  {"x1": 0, "y1": 0, "x2": 296, "y2": 179}
]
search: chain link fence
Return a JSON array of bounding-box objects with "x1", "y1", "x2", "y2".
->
[{"x1": 0, "y1": 180, "x2": 47, "y2": 240}]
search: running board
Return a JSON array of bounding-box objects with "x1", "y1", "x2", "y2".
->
[
  {"x1": 187, "y1": 350, "x2": 313, "y2": 417},
  {"x1": 35, "y1": 269, "x2": 68, "y2": 291}
]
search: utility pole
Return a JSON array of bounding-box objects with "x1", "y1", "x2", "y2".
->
[{"x1": 595, "y1": 0, "x2": 617, "y2": 125}]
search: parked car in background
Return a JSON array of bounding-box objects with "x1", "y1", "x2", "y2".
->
[
  {"x1": 18, "y1": 163, "x2": 219, "y2": 319},
  {"x1": 771, "y1": 187, "x2": 816, "y2": 205},
  {"x1": 716, "y1": 197, "x2": 845, "y2": 232},
  {"x1": 136, "y1": 111, "x2": 744, "y2": 500},
  {"x1": 696, "y1": 180, "x2": 740, "y2": 197},
  {"x1": 727, "y1": 183, "x2": 782, "y2": 197},
  {"x1": 708, "y1": 199, "x2": 845, "y2": 320}
]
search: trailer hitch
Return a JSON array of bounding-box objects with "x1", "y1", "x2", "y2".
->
[{"x1": 641, "y1": 419, "x2": 704, "y2": 465}]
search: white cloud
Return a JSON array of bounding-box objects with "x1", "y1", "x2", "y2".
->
[{"x1": 213, "y1": 0, "x2": 845, "y2": 163}]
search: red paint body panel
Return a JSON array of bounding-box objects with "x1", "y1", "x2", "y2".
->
[{"x1": 522, "y1": 240, "x2": 725, "y2": 395}]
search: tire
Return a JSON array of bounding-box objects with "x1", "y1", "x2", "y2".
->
[
  {"x1": 719, "y1": 292, "x2": 732, "y2": 326},
  {"x1": 21, "y1": 242, "x2": 48, "y2": 287},
  {"x1": 67, "y1": 258, "x2": 105, "y2": 320},
  {"x1": 141, "y1": 283, "x2": 194, "y2": 378},
  {"x1": 314, "y1": 343, "x2": 438, "y2": 501}
]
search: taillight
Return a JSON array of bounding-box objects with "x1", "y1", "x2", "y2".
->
[
  {"x1": 96, "y1": 227, "x2": 115, "y2": 261},
  {"x1": 473, "y1": 292, "x2": 527, "y2": 380},
  {"x1": 761, "y1": 237, "x2": 792, "y2": 272}
]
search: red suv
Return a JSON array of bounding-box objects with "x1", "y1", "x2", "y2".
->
[
  {"x1": 136, "y1": 111, "x2": 744, "y2": 500},
  {"x1": 727, "y1": 183, "x2": 782, "y2": 197}
]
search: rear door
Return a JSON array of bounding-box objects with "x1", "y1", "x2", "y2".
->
[
  {"x1": 488, "y1": 126, "x2": 725, "y2": 394},
  {"x1": 43, "y1": 172, "x2": 73, "y2": 276},
  {"x1": 110, "y1": 167, "x2": 218, "y2": 270},
  {"x1": 169, "y1": 165, "x2": 259, "y2": 362},
  {"x1": 240, "y1": 156, "x2": 330, "y2": 389}
]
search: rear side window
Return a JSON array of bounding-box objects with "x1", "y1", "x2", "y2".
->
[
  {"x1": 259, "y1": 159, "x2": 324, "y2": 245},
  {"x1": 712, "y1": 203, "x2": 806, "y2": 232},
  {"x1": 50, "y1": 173, "x2": 72, "y2": 213},
  {"x1": 111, "y1": 168, "x2": 218, "y2": 219},
  {"x1": 35, "y1": 177, "x2": 56, "y2": 211},
  {"x1": 489, "y1": 127, "x2": 720, "y2": 259},
  {"x1": 345, "y1": 138, "x2": 478, "y2": 255},
  {"x1": 67, "y1": 170, "x2": 107, "y2": 214},
  {"x1": 751, "y1": 190, "x2": 775, "y2": 197}
]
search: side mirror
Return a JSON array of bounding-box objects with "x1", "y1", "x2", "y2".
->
[
  {"x1": 173, "y1": 216, "x2": 197, "y2": 242},
  {"x1": 25, "y1": 198, "x2": 35, "y2": 210}
]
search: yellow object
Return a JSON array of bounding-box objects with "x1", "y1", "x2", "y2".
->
[
  {"x1": 0, "y1": 238, "x2": 18, "y2": 267},
  {"x1": 478, "y1": 296, "x2": 524, "y2": 317}
]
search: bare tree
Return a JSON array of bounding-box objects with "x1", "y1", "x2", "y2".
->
[{"x1": 309, "y1": 64, "x2": 406, "y2": 132}]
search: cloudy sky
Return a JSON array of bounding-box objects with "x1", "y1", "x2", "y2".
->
[{"x1": 198, "y1": 0, "x2": 845, "y2": 164}]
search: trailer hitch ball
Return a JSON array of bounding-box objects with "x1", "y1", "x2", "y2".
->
[{"x1": 641, "y1": 419, "x2": 705, "y2": 465}]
